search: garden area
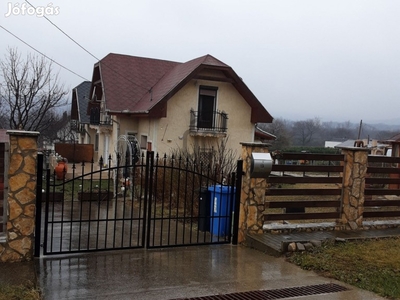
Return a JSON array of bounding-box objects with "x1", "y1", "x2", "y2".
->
[{"x1": 288, "y1": 237, "x2": 400, "y2": 299}]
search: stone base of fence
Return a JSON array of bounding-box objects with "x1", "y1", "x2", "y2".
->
[
  {"x1": 0, "y1": 130, "x2": 39, "y2": 263},
  {"x1": 263, "y1": 220, "x2": 400, "y2": 234}
]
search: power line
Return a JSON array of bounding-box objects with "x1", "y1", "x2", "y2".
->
[
  {"x1": 25, "y1": 0, "x2": 99, "y2": 62},
  {"x1": 25, "y1": 0, "x2": 150, "y2": 93},
  {"x1": 0, "y1": 24, "x2": 90, "y2": 81}
]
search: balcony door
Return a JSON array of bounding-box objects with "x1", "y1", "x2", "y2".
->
[{"x1": 198, "y1": 87, "x2": 217, "y2": 129}]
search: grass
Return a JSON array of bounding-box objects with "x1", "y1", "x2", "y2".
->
[
  {"x1": 287, "y1": 237, "x2": 400, "y2": 299},
  {"x1": 0, "y1": 284, "x2": 41, "y2": 300},
  {"x1": 46, "y1": 178, "x2": 115, "y2": 200}
]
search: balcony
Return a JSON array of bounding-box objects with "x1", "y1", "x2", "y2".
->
[
  {"x1": 189, "y1": 109, "x2": 228, "y2": 137},
  {"x1": 70, "y1": 120, "x2": 85, "y2": 133},
  {"x1": 90, "y1": 108, "x2": 112, "y2": 126}
]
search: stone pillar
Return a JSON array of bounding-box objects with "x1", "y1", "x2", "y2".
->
[
  {"x1": 238, "y1": 142, "x2": 270, "y2": 243},
  {"x1": 339, "y1": 147, "x2": 369, "y2": 230},
  {"x1": 0, "y1": 130, "x2": 39, "y2": 262}
]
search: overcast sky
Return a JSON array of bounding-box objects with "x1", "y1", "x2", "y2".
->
[{"x1": 1, "y1": 1, "x2": 400, "y2": 124}]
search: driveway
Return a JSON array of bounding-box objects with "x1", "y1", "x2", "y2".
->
[{"x1": 36, "y1": 245, "x2": 384, "y2": 300}]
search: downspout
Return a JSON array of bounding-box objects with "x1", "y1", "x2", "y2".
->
[
  {"x1": 111, "y1": 117, "x2": 121, "y2": 163},
  {"x1": 111, "y1": 117, "x2": 120, "y2": 197},
  {"x1": 83, "y1": 127, "x2": 91, "y2": 144},
  {"x1": 111, "y1": 117, "x2": 120, "y2": 141}
]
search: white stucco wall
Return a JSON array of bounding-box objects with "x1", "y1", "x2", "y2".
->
[
  {"x1": 156, "y1": 79, "x2": 254, "y2": 156},
  {"x1": 96, "y1": 77, "x2": 257, "y2": 164}
]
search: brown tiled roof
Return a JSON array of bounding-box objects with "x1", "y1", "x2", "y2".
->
[
  {"x1": 96, "y1": 53, "x2": 273, "y2": 122},
  {"x1": 99, "y1": 53, "x2": 179, "y2": 112}
]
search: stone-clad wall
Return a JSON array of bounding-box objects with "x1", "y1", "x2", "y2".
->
[
  {"x1": 238, "y1": 142, "x2": 270, "y2": 243},
  {"x1": 0, "y1": 131, "x2": 39, "y2": 262},
  {"x1": 339, "y1": 148, "x2": 369, "y2": 230}
]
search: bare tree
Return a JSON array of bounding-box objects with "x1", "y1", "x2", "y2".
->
[
  {"x1": 0, "y1": 47, "x2": 68, "y2": 132},
  {"x1": 41, "y1": 111, "x2": 74, "y2": 144},
  {"x1": 258, "y1": 118, "x2": 292, "y2": 149},
  {"x1": 292, "y1": 117, "x2": 322, "y2": 146}
]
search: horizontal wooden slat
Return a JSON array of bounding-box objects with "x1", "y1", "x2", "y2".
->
[
  {"x1": 268, "y1": 176, "x2": 342, "y2": 184},
  {"x1": 272, "y1": 165, "x2": 343, "y2": 172},
  {"x1": 368, "y1": 155, "x2": 400, "y2": 164},
  {"x1": 363, "y1": 211, "x2": 400, "y2": 218},
  {"x1": 266, "y1": 200, "x2": 340, "y2": 208},
  {"x1": 367, "y1": 167, "x2": 400, "y2": 174},
  {"x1": 365, "y1": 189, "x2": 400, "y2": 195},
  {"x1": 264, "y1": 212, "x2": 340, "y2": 221},
  {"x1": 364, "y1": 200, "x2": 400, "y2": 207},
  {"x1": 366, "y1": 178, "x2": 400, "y2": 184},
  {"x1": 279, "y1": 153, "x2": 344, "y2": 161},
  {"x1": 267, "y1": 188, "x2": 341, "y2": 196}
]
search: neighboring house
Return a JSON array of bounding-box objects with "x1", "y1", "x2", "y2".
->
[
  {"x1": 72, "y1": 53, "x2": 273, "y2": 165},
  {"x1": 70, "y1": 81, "x2": 92, "y2": 144},
  {"x1": 254, "y1": 125, "x2": 276, "y2": 143},
  {"x1": 381, "y1": 133, "x2": 400, "y2": 157},
  {"x1": 335, "y1": 139, "x2": 389, "y2": 155}
]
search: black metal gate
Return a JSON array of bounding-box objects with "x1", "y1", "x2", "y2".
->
[{"x1": 35, "y1": 151, "x2": 241, "y2": 256}]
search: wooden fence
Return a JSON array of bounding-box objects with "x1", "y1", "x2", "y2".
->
[
  {"x1": 364, "y1": 155, "x2": 400, "y2": 219},
  {"x1": 264, "y1": 152, "x2": 400, "y2": 223}
]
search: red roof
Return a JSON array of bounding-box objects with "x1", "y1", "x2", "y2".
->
[{"x1": 94, "y1": 53, "x2": 273, "y2": 123}]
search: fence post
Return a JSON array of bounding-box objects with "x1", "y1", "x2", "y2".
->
[
  {"x1": 238, "y1": 142, "x2": 270, "y2": 244},
  {"x1": 0, "y1": 130, "x2": 40, "y2": 262},
  {"x1": 339, "y1": 147, "x2": 369, "y2": 230},
  {"x1": 232, "y1": 160, "x2": 243, "y2": 245},
  {"x1": 34, "y1": 153, "x2": 43, "y2": 257}
]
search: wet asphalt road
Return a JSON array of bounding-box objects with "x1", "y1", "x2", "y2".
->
[{"x1": 36, "y1": 245, "x2": 385, "y2": 300}]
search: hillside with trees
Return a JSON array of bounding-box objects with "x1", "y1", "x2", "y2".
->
[{"x1": 258, "y1": 117, "x2": 400, "y2": 151}]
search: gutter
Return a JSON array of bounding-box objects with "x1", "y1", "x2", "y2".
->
[{"x1": 255, "y1": 124, "x2": 277, "y2": 139}]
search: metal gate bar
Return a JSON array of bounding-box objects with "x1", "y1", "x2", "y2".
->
[{"x1": 37, "y1": 151, "x2": 240, "y2": 256}]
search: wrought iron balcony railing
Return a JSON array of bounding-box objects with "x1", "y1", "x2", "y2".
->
[
  {"x1": 70, "y1": 120, "x2": 85, "y2": 133},
  {"x1": 90, "y1": 108, "x2": 112, "y2": 126},
  {"x1": 189, "y1": 109, "x2": 228, "y2": 134}
]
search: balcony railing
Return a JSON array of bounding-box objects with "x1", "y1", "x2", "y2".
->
[
  {"x1": 189, "y1": 109, "x2": 228, "y2": 134},
  {"x1": 70, "y1": 120, "x2": 85, "y2": 133},
  {"x1": 90, "y1": 108, "x2": 112, "y2": 126}
]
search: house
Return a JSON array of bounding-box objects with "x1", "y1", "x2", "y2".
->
[
  {"x1": 254, "y1": 125, "x2": 276, "y2": 143},
  {"x1": 71, "y1": 53, "x2": 273, "y2": 166},
  {"x1": 70, "y1": 81, "x2": 92, "y2": 144},
  {"x1": 381, "y1": 133, "x2": 400, "y2": 157},
  {"x1": 334, "y1": 139, "x2": 390, "y2": 155}
]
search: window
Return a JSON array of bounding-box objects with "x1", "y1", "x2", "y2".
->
[
  {"x1": 198, "y1": 86, "x2": 217, "y2": 129},
  {"x1": 90, "y1": 107, "x2": 100, "y2": 125},
  {"x1": 140, "y1": 135, "x2": 147, "y2": 150},
  {"x1": 199, "y1": 148, "x2": 213, "y2": 167}
]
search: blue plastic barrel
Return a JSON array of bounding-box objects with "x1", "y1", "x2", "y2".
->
[{"x1": 207, "y1": 185, "x2": 236, "y2": 237}]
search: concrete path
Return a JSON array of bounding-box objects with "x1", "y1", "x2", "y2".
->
[{"x1": 35, "y1": 245, "x2": 384, "y2": 300}]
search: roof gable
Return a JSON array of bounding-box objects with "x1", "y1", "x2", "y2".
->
[
  {"x1": 71, "y1": 81, "x2": 91, "y2": 123},
  {"x1": 95, "y1": 53, "x2": 273, "y2": 123},
  {"x1": 99, "y1": 54, "x2": 179, "y2": 112}
]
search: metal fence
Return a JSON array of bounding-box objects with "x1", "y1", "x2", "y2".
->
[{"x1": 36, "y1": 151, "x2": 239, "y2": 256}]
